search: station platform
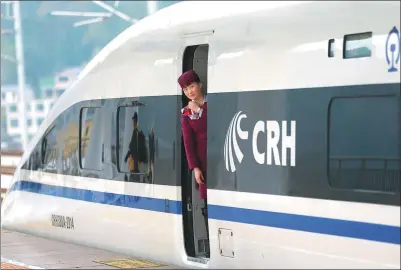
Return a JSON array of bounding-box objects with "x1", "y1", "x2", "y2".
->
[{"x1": 1, "y1": 229, "x2": 176, "y2": 269}]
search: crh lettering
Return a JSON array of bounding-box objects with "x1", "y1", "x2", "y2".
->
[{"x1": 252, "y1": 120, "x2": 296, "y2": 167}]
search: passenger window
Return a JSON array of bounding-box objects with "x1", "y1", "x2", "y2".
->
[
  {"x1": 79, "y1": 107, "x2": 103, "y2": 171},
  {"x1": 60, "y1": 109, "x2": 78, "y2": 175},
  {"x1": 328, "y1": 96, "x2": 400, "y2": 193},
  {"x1": 117, "y1": 103, "x2": 152, "y2": 181},
  {"x1": 42, "y1": 125, "x2": 58, "y2": 172},
  {"x1": 110, "y1": 111, "x2": 118, "y2": 166}
]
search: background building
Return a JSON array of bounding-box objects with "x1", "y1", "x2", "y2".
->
[
  {"x1": 44, "y1": 67, "x2": 81, "y2": 99},
  {"x1": 1, "y1": 84, "x2": 56, "y2": 149},
  {"x1": 1, "y1": 66, "x2": 82, "y2": 150}
]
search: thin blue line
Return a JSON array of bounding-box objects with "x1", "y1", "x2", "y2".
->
[{"x1": 7, "y1": 180, "x2": 400, "y2": 245}]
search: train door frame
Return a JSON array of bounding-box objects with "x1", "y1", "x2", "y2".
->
[{"x1": 178, "y1": 31, "x2": 213, "y2": 263}]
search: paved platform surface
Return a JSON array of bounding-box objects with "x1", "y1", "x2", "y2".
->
[{"x1": 1, "y1": 229, "x2": 176, "y2": 269}]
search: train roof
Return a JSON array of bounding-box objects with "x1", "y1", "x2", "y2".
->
[{"x1": 79, "y1": 1, "x2": 311, "y2": 80}]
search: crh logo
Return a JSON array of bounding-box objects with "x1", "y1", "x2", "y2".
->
[
  {"x1": 224, "y1": 111, "x2": 296, "y2": 172},
  {"x1": 224, "y1": 111, "x2": 249, "y2": 172}
]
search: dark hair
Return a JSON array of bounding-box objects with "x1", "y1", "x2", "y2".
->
[{"x1": 132, "y1": 112, "x2": 138, "y2": 122}]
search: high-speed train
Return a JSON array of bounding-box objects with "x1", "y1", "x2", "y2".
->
[{"x1": 1, "y1": 1, "x2": 400, "y2": 268}]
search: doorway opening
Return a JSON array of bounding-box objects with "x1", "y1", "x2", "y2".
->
[{"x1": 180, "y1": 44, "x2": 210, "y2": 261}]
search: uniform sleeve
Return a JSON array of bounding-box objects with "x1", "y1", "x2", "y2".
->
[{"x1": 181, "y1": 114, "x2": 200, "y2": 170}]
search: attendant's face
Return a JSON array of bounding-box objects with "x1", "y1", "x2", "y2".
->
[{"x1": 183, "y1": 82, "x2": 202, "y2": 100}]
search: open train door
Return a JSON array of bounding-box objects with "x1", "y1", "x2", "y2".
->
[{"x1": 179, "y1": 31, "x2": 213, "y2": 263}]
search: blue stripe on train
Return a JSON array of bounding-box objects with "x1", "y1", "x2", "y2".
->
[
  {"x1": 208, "y1": 205, "x2": 400, "y2": 245},
  {"x1": 8, "y1": 180, "x2": 400, "y2": 245},
  {"x1": 9, "y1": 180, "x2": 183, "y2": 215}
]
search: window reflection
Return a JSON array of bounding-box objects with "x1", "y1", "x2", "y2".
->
[
  {"x1": 61, "y1": 111, "x2": 80, "y2": 176},
  {"x1": 22, "y1": 98, "x2": 159, "y2": 184},
  {"x1": 42, "y1": 126, "x2": 58, "y2": 172},
  {"x1": 329, "y1": 96, "x2": 400, "y2": 193},
  {"x1": 118, "y1": 105, "x2": 155, "y2": 183},
  {"x1": 80, "y1": 107, "x2": 103, "y2": 171}
]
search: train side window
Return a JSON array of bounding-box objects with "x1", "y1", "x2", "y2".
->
[
  {"x1": 328, "y1": 95, "x2": 400, "y2": 193},
  {"x1": 116, "y1": 103, "x2": 150, "y2": 180},
  {"x1": 79, "y1": 107, "x2": 103, "y2": 171},
  {"x1": 110, "y1": 111, "x2": 118, "y2": 166},
  {"x1": 42, "y1": 125, "x2": 58, "y2": 172}
]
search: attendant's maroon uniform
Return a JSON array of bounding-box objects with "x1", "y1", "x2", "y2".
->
[
  {"x1": 178, "y1": 69, "x2": 207, "y2": 200},
  {"x1": 181, "y1": 102, "x2": 207, "y2": 199}
]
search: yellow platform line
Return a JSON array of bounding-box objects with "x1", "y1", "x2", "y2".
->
[{"x1": 95, "y1": 258, "x2": 166, "y2": 269}]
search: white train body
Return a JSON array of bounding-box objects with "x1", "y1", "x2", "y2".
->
[{"x1": 2, "y1": 1, "x2": 400, "y2": 268}]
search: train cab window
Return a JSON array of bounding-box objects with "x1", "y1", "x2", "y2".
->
[
  {"x1": 24, "y1": 143, "x2": 42, "y2": 171},
  {"x1": 117, "y1": 103, "x2": 151, "y2": 182},
  {"x1": 343, "y1": 32, "x2": 372, "y2": 59},
  {"x1": 79, "y1": 107, "x2": 103, "y2": 171},
  {"x1": 328, "y1": 39, "x2": 335, "y2": 58},
  {"x1": 42, "y1": 125, "x2": 58, "y2": 172},
  {"x1": 328, "y1": 95, "x2": 400, "y2": 193}
]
